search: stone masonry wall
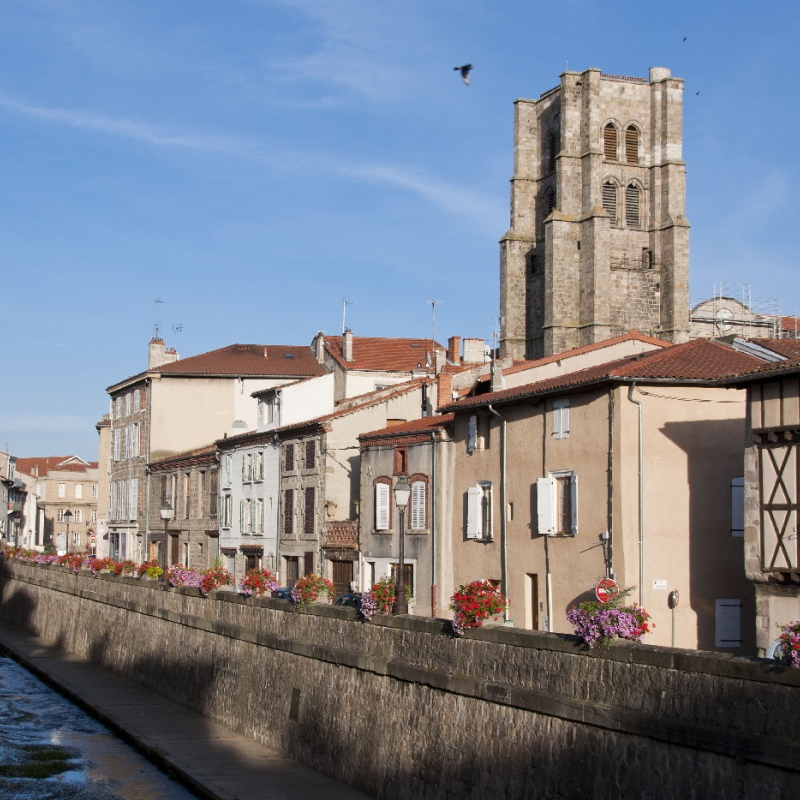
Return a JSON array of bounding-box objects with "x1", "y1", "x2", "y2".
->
[{"x1": 1, "y1": 561, "x2": 798, "y2": 799}]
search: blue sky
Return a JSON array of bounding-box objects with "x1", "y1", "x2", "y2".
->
[{"x1": 1, "y1": 0, "x2": 798, "y2": 460}]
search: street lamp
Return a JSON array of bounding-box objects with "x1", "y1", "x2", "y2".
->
[
  {"x1": 393, "y1": 476, "x2": 411, "y2": 615},
  {"x1": 64, "y1": 509, "x2": 73, "y2": 551},
  {"x1": 160, "y1": 501, "x2": 174, "y2": 572}
]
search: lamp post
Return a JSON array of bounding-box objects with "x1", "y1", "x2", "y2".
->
[
  {"x1": 160, "y1": 502, "x2": 174, "y2": 572},
  {"x1": 64, "y1": 509, "x2": 73, "y2": 552},
  {"x1": 393, "y1": 476, "x2": 411, "y2": 615}
]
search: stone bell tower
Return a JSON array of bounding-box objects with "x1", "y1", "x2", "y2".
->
[{"x1": 499, "y1": 66, "x2": 690, "y2": 360}]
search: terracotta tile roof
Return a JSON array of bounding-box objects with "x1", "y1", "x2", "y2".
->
[
  {"x1": 16, "y1": 456, "x2": 97, "y2": 476},
  {"x1": 149, "y1": 444, "x2": 218, "y2": 469},
  {"x1": 155, "y1": 344, "x2": 326, "y2": 377},
  {"x1": 441, "y1": 339, "x2": 762, "y2": 412},
  {"x1": 750, "y1": 338, "x2": 800, "y2": 360},
  {"x1": 323, "y1": 520, "x2": 358, "y2": 551},
  {"x1": 360, "y1": 413, "x2": 455, "y2": 440},
  {"x1": 718, "y1": 353, "x2": 800, "y2": 384},
  {"x1": 325, "y1": 336, "x2": 444, "y2": 372}
]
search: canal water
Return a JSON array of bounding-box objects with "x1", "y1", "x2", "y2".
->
[{"x1": 0, "y1": 657, "x2": 198, "y2": 799}]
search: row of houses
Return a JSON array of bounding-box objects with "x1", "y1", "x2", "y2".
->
[{"x1": 90, "y1": 328, "x2": 800, "y2": 656}]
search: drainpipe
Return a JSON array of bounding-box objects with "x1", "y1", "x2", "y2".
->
[
  {"x1": 627, "y1": 384, "x2": 644, "y2": 607},
  {"x1": 487, "y1": 404, "x2": 508, "y2": 621},
  {"x1": 430, "y1": 429, "x2": 437, "y2": 616}
]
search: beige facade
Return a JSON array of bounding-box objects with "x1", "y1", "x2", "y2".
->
[
  {"x1": 445, "y1": 375, "x2": 754, "y2": 653},
  {"x1": 16, "y1": 456, "x2": 99, "y2": 553},
  {"x1": 500, "y1": 67, "x2": 689, "y2": 360}
]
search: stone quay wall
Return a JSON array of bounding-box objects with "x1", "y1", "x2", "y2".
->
[{"x1": 1, "y1": 561, "x2": 798, "y2": 799}]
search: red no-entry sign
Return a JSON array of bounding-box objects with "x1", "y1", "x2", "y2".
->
[{"x1": 595, "y1": 578, "x2": 619, "y2": 603}]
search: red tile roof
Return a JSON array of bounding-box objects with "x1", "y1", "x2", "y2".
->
[
  {"x1": 750, "y1": 338, "x2": 800, "y2": 359},
  {"x1": 156, "y1": 344, "x2": 327, "y2": 378},
  {"x1": 16, "y1": 456, "x2": 97, "y2": 476},
  {"x1": 718, "y1": 353, "x2": 800, "y2": 384},
  {"x1": 360, "y1": 413, "x2": 455, "y2": 440},
  {"x1": 324, "y1": 336, "x2": 444, "y2": 372},
  {"x1": 441, "y1": 339, "x2": 762, "y2": 412}
]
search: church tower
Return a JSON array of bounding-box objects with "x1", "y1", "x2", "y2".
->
[{"x1": 499, "y1": 67, "x2": 690, "y2": 360}]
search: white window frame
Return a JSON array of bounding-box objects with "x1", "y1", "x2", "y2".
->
[
  {"x1": 224, "y1": 455, "x2": 232, "y2": 488},
  {"x1": 74, "y1": 484, "x2": 83, "y2": 500},
  {"x1": 536, "y1": 471, "x2": 578, "y2": 536},
  {"x1": 410, "y1": 480, "x2": 426, "y2": 531},
  {"x1": 58, "y1": 483, "x2": 66, "y2": 499},
  {"x1": 92, "y1": 484, "x2": 98, "y2": 500},
  {"x1": 125, "y1": 393, "x2": 131, "y2": 416},
  {"x1": 133, "y1": 389, "x2": 140, "y2": 412},
  {"x1": 73, "y1": 509, "x2": 82, "y2": 524},
  {"x1": 553, "y1": 398, "x2": 570, "y2": 439}
]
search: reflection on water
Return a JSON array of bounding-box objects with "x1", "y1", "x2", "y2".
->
[{"x1": 0, "y1": 658, "x2": 198, "y2": 799}]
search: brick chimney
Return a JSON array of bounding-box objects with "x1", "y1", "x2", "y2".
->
[
  {"x1": 342, "y1": 329, "x2": 354, "y2": 362},
  {"x1": 447, "y1": 336, "x2": 461, "y2": 366},
  {"x1": 437, "y1": 373, "x2": 453, "y2": 409}
]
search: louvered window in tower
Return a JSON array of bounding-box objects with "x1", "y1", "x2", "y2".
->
[
  {"x1": 545, "y1": 189, "x2": 556, "y2": 216},
  {"x1": 626, "y1": 184, "x2": 640, "y2": 228},
  {"x1": 602, "y1": 182, "x2": 617, "y2": 224},
  {"x1": 546, "y1": 131, "x2": 557, "y2": 174},
  {"x1": 625, "y1": 126, "x2": 639, "y2": 164},
  {"x1": 603, "y1": 123, "x2": 617, "y2": 160}
]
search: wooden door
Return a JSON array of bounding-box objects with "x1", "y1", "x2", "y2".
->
[
  {"x1": 285, "y1": 556, "x2": 299, "y2": 587},
  {"x1": 332, "y1": 560, "x2": 354, "y2": 597},
  {"x1": 528, "y1": 573, "x2": 539, "y2": 630},
  {"x1": 170, "y1": 535, "x2": 179, "y2": 566}
]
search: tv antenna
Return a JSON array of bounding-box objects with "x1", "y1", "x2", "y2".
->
[
  {"x1": 153, "y1": 297, "x2": 164, "y2": 339},
  {"x1": 427, "y1": 300, "x2": 441, "y2": 370},
  {"x1": 172, "y1": 324, "x2": 183, "y2": 351},
  {"x1": 342, "y1": 298, "x2": 353, "y2": 335}
]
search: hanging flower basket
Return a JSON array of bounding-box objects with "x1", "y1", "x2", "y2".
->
[
  {"x1": 449, "y1": 579, "x2": 508, "y2": 636},
  {"x1": 240, "y1": 568, "x2": 279, "y2": 598},
  {"x1": 776, "y1": 620, "x2": 800, "y2": 668},
  {"x1": 359, "y1": 576, "x2": 412, "y2": 621},
  {"x1": 567, "y1": 587, "x2": 653, "y2": 649},
  {"x1": 290, "y1": 573, "x2": 335, "y2": 609}
]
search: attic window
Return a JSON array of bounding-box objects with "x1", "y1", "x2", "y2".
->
[
  {"x1": 284, "y1": 354, "x2": 295, "y2": 358},
  {"x1": 410, "y1": 343, "x2": 421, "y2": 348}
]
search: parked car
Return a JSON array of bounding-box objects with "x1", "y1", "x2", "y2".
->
[
  {"x1": 334, "y1": 592, "x2": 362, "y2": 610},
  {"x1": 271, "y1": 587, "x2": 295, "y2": 602}
]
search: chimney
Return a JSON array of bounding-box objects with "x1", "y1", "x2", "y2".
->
[
  {"x1": 343, "y1": 328, "x2": 354, "y2": 362},
  {"x1": 31, "y1": 465, "x2": 39, "y2": 478},
  {"x1": 434, "y1": 348, "x2": 446, "y2": 375},
  {"x1": 462, "y1": 338, "x2": 486, "y2": 364},
  {"x1": 447, "y1": 336, "x2": 461, "y2": 366},
  {"x1": 437, "y1": 373, "x2": 453, "y2": 409},
  {"x1": 314, "y1": 332, "x2": 325, "y2": 364},
  {"x1": 490, "y1": 357, "x2": 506, "y2": 393},
  {"x1": 164, "y1": 347, "x2": 179, "y2": 365},
  {"x1": 148, "y1": 338, "x2": 166, "y2": 369}
]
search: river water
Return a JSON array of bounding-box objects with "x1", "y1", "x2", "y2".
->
[{"x1": 0, "y1": 657, "x2": 198, "y2": 799}]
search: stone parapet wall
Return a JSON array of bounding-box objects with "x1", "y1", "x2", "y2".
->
[{"x1": 1, "y1": 562, "x2": 798, "y2": 798}]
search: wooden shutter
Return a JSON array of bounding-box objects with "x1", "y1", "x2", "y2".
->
[
  {"x1": 240, "y1": 500, "x2": 245, "y2": 531},
  {"x1": 603, "y1": 123, "x2": 617, "y2": 160},
  {"x1": 602, "y1": 183, "x2": 617, "y2": 224},
  {"x1": 410, "y1": 481, "x2": 426, "y2": 530},
  {"x1": 468, "y1": 416, "x2": 478, "y2": 452},
  {"x1": 553, "y1": 399, "x2": 570, "y2": 439},
  {"x1": 130, "y1": 479, "x2": 138, "y2": 521},
  {"x1": 284, "y1": 444, "x2": 294, "y2": 472},
  {"x1": 375, "y1": 483, "x2": 390, "y2": 530},
  {"x1": 304, "y1": 487, "x2": 315, "y2": 534},
  {"x1": 283, "y1": 489, "x2": 294, "y2": 535},
  {"x1": 715, "y1": 599, "x2": 742, "y2": 647},
  {"x1": 250, "y1": 498, "x2": 256, "y2": 533},
  {"x1": 537, "y1": 476, "x2": 556, "y2": 535},
  {"x1": 731, "y1": 477, "x2": 744, "y2": 537},
  {"x1": 467, "y1": 486, "x2": 481, "y2": 538},
  {"x1": 570, "y1": 473, "x2": 578, "y2": 535},
  {"x1": 625, "y1": 184, "x2": 640, "y2": 227},
  {"x1": 625, "y1": 126, "x2": 639, "y2": 164},
  {"x1": 305, "y1": 441, "x2": 316, "y2": 469}
]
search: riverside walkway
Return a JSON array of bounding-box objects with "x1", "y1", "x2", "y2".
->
[{"x1": 0, "y1": 619, "x2": 370, "y2": 800}]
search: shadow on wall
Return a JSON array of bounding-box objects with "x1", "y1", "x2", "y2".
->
[{"x1": 661, "y1": 417, "x2": 755, "y2": 653}]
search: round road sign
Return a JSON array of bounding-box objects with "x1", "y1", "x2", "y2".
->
[{"x1": 595, "y1": 578, "x2": 620, "y2": 603}]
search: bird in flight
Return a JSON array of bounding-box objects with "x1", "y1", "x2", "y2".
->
[{"x1": 454, "y1": 64, "x2": 472, "y2": 85}]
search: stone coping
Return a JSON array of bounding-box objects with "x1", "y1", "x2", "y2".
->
[{"x1": 4, "y1": 561, "x2": 800, "y2": 687}]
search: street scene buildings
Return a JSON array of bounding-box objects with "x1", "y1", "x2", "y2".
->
[{"x1": 6, "y1": 65, "x2": 800, "y2": 659}]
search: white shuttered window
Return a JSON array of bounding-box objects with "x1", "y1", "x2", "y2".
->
[
  {"x1": 553, "y1": 399, "x2": 570, "y2": 439},
  {"x1": 410, "y1": 481, "x2": 426, "y2": 530},
  {"x1": 375, "y1": 483, "x2": 390, "y2": 530},
  {"x1": 537, "y1": 472, "x2": 578, "y2": 536}
]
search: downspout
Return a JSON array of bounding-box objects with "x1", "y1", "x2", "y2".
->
[
  {"x1": 487, "y1": 404, "x2": 508, "y2": 622},
  {"x1": 627, "y1": 384, "x2": 644, "y2": 607},
  {"x1": 430, "y1": 429, "x2": 437, "y2": 616}
]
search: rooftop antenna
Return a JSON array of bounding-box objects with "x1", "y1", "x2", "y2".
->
[
  {"x1": 342, "y1": 298, "x2": 353, "y2": 335},
  {"x1": 172, "y1": 324, "x2": 183, "y2": 351},
  {"x1": 153, "y1": 297, "x2": 164, "y2": 339},
  {"x1": 427, "y1": 300, "x2": 440, "y2": 370}
]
